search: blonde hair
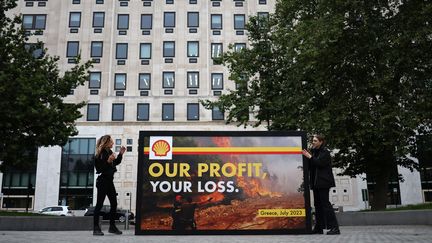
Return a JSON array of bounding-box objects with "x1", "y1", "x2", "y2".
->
[{"x1": 96, "y1": 135, "x2": 112, "y2": 157}]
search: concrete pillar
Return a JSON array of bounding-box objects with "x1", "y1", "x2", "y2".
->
[
  {"x1": 398, "y1": 161, "x2": 423, "y2": 205},
  {"x1": 34, "y1": 146, "x2": 62, "y2": 211}
]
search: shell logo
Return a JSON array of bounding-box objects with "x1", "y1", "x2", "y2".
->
[{"x1": 152, "y1": 140, "x2": 171, "y2": 156}]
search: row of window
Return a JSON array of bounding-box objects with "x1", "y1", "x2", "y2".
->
[
  {"x1": 66, "y1": 41, "x2": 245, "y2": 59},
  {"x1": 86, "y1": 103, "x2": 224, "y2": 121},
  {"x1": 68, "y1": 0, "x2": 268, "y2": 6},
  {"x1": 67, "y1": 12, "x2": 251, "y2": 30},
  {"x1": 22, "y1": 12, "x2": 269, "y2": 30},
  {"x1": 89, "y1": 72, "x2": 224, "y2": 90}
]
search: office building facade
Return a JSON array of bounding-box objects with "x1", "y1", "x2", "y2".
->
[{"x1": 1, "y1": 0, "x2": 428, "y2": 213}]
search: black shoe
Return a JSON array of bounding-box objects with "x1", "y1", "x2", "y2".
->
[
  {"x1": 312, "y1": 228, "x2": 324, "y2": 234},
  {"x1": 108, "y1": 225, "x2": 123, "y2": 235},
  {"x1": 327, "y1": 228, "x2": 340, "y2": 235},
  {"x1": 93, "y1": 225, "x2": 104, "y2": 236}
]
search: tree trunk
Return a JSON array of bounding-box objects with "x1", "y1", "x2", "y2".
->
[{"x1": 370, "y1": 165, "x2": 391, "y2": 211}]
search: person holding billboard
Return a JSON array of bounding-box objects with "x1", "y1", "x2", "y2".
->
[
  {"x1": 302, "y1": 134, "x2": 340, "y2": 235},
  {"x1": 93, "y1": 135, "x2": 126, "y2": 236}
]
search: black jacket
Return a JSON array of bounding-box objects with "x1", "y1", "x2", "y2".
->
[
  {"x1": 95, "y1": 149, "x2": 122, "y2": 177},
  {"x1": 308, "y1": 146, "x2": 336, "y2": 189}
]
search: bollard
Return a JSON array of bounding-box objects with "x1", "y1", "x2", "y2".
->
[{"x1": 124, "y1": 210, "x2": 129, "y2": 230}]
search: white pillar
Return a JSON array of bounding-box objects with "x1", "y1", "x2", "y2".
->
[
  {"x1": 398, "y1": 161, "x2": 423, "y2": 205},
  {"x1": 34, "y1": 146, "x2": 62, "y2": 211}
]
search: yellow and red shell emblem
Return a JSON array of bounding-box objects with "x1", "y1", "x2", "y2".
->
[{"x1": 152, "y1": 140, "x2": 171, "y2": 156}]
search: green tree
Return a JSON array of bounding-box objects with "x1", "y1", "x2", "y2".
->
[
  {"x1": 202, "y1": 0, "x2": 432, "y2": 210},
  {"x1": 0, "y1": 0, "x2": 92, "y2": 171}
]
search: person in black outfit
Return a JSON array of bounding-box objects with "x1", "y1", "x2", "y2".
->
[
  {"x1": 180, "y1": 196, "x2": 212, "y2": 230},
  {"x1": 171, "y1": 194, "x2": 183, "y2": 230},
  {"x1": 302, "y1": 134, "x2": 340, "y2": 235},
  {"x1": 93, "y1": 135, "x2": 126, "y2": 236}
]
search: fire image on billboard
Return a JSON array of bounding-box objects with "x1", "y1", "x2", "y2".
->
[{"x1": 136, "y1": 131, "x2": 310, "y2": 234}]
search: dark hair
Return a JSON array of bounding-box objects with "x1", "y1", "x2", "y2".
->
[{"x1": 313, "y1": 134, "x2": 326, "y2": 146}]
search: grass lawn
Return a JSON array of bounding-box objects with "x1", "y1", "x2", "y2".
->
[
  {"x1": 385, "y1": 203, "x2": 432, "y2": 211},
  {"x1": 360, "y1": 203, "x2": 432, "y2": 212}
]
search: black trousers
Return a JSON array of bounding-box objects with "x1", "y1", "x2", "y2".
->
[
  {"x1": 313, "y1": 188, "x2": 339, "y2": 229},
  {"x1": 94, "y1": 175, "x2": 117, "y2": 226}
]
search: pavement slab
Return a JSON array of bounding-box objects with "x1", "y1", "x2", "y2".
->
[{"x1": 1, "y1": 225, "x2": 432, "y2": 243}]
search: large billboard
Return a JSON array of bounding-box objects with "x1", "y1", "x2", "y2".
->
[{"x1": 136, "y1": 131, "x2": 311, "y2": 235}]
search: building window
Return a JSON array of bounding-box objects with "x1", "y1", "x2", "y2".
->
[
  {"x1": 164, "y1": 12, "x2": 175, "y2": 28},
  {"x1": 259, "y1": 0, "x2": 267, "y2": 4},
  {"x1": 23, "y1": 15, "x2": 46, "y2": 30},
  {"x1": 187, "y1": 72, "x2": 199, "y2": 88},
  {"x1": 257, "y1": 12, "x2": 270, "y2": 26},
  {"x1": 87, "y1": 104, "x2": 100, "y2": 121},
  {"x1": 211, "y1": 14, "x2": 222, "y2": 29},
  {"x1": 114, "y1": 73, "x2": 126, "y2": 90},
  {"x1": 140, "y1": 43, "x2": 151, "y2": 59},
  {"x1": 116, "y1": 43, "x2": 128, "y2": 59},
  {"x1": 96, "y1": 0, "x2": 104, "y2": 4},
  {"x1": 66, "y1": 41, "x2": 79, "y2": 57},
  {"x1": 163, "y1": 72, "x2": 175, "y2": 88},
  {"x1": 69, "y1": 12, "x2": 81, "y2": 28},
  {"x1": 187, "y1": 41, "x2": 199, "y2": 57},
  {"x1": 163, "y1": 41, "x2": 175, "y2": 57},
  {"x1": 211, "y1": 43, "x2": 223, "y2": 59},
  {"x1": 141, "y1": 14, "x2": 152, "y2": 29},
  {"x1": 90, "y1": 41, "x2": 103, "y2": 58},
  {"x1": 25, "y1": 43, "x2": 44, "y2": 58},
  {"x1": 137, "y1": 103, "x2": 150, "y2": 121},
  {"x1": 89, "y1": 72, "x2": 101, "y2": 89},
  {"x1": 236, "y1": 73, "x2": 248, "y2": 90},
  {"x1": 211, "y1": 73, "x2": 223, "y2": 90},
  {"x1": 189, "y1": 0, "x2": 197, "y2": 3},
  {"x1": 2, "y1": 169, "x2": 36, "y2": 190},
  {"x1": 234, "y1": 43, "x2": 246, "y2": 52},
  {"x1": 234, "y1": 14, "x2": 245, "y2": 30},
  {"x1": 60, "y1": 138, "x2": 96, "y2": 209},
  {"x1": 117, "y1": 14, "x2": 129, "y2": 30},
  {"x1": 139, "y1": 73, "x2": 151, "y2": 90},
  {"x1": 162, "y1": 103, "x2": 174, "y2": 121},
  {"x1": 258, "y1": 12, "x2": 269, "y2": 19},
  {"x1": 166, "y1": 0, "x2": 174, "y2": 4},
  {"x1": 112, "y1": 104, "x2": 125, "y2": 121},
  {"x1": 72, "y1": 0, "x2": 80, "y2": 4},
  {"x1": 187, "y1": 12, "x2": 199, "y2": 28},
  {"x1": 93, "y1": 12, "x2": 105, "y2": 28},
  {"x1": 187, "y1": 103, "x2": 199, "y2": 120},
  {"x1": 212, "y1": 106, "x2": 224, "y2": 120}
]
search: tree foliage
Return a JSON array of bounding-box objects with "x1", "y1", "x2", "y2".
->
[
  {"x1": 0, "y1": 0, "x2": 92, "y2": 171},
  {"x1": 202, "y1": 0, "x2": 432, "y2": 209}
]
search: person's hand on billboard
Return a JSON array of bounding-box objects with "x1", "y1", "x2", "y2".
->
[{"x1": 302, "y1": 149, "x2": 312, "y2": 159}]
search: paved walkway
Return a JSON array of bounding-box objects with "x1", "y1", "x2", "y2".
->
[{"x1": 1, "y1": 225, "x2": 432, "y2": 243}]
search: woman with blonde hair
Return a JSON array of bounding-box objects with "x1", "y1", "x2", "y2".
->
[{"x1": 93, "y1": 135, "x2": 125, "y2": 236}]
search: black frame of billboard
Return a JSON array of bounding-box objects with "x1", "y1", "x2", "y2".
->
[{"x1": 136, "y1": 130, "x2": 311, "y2": 235}]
